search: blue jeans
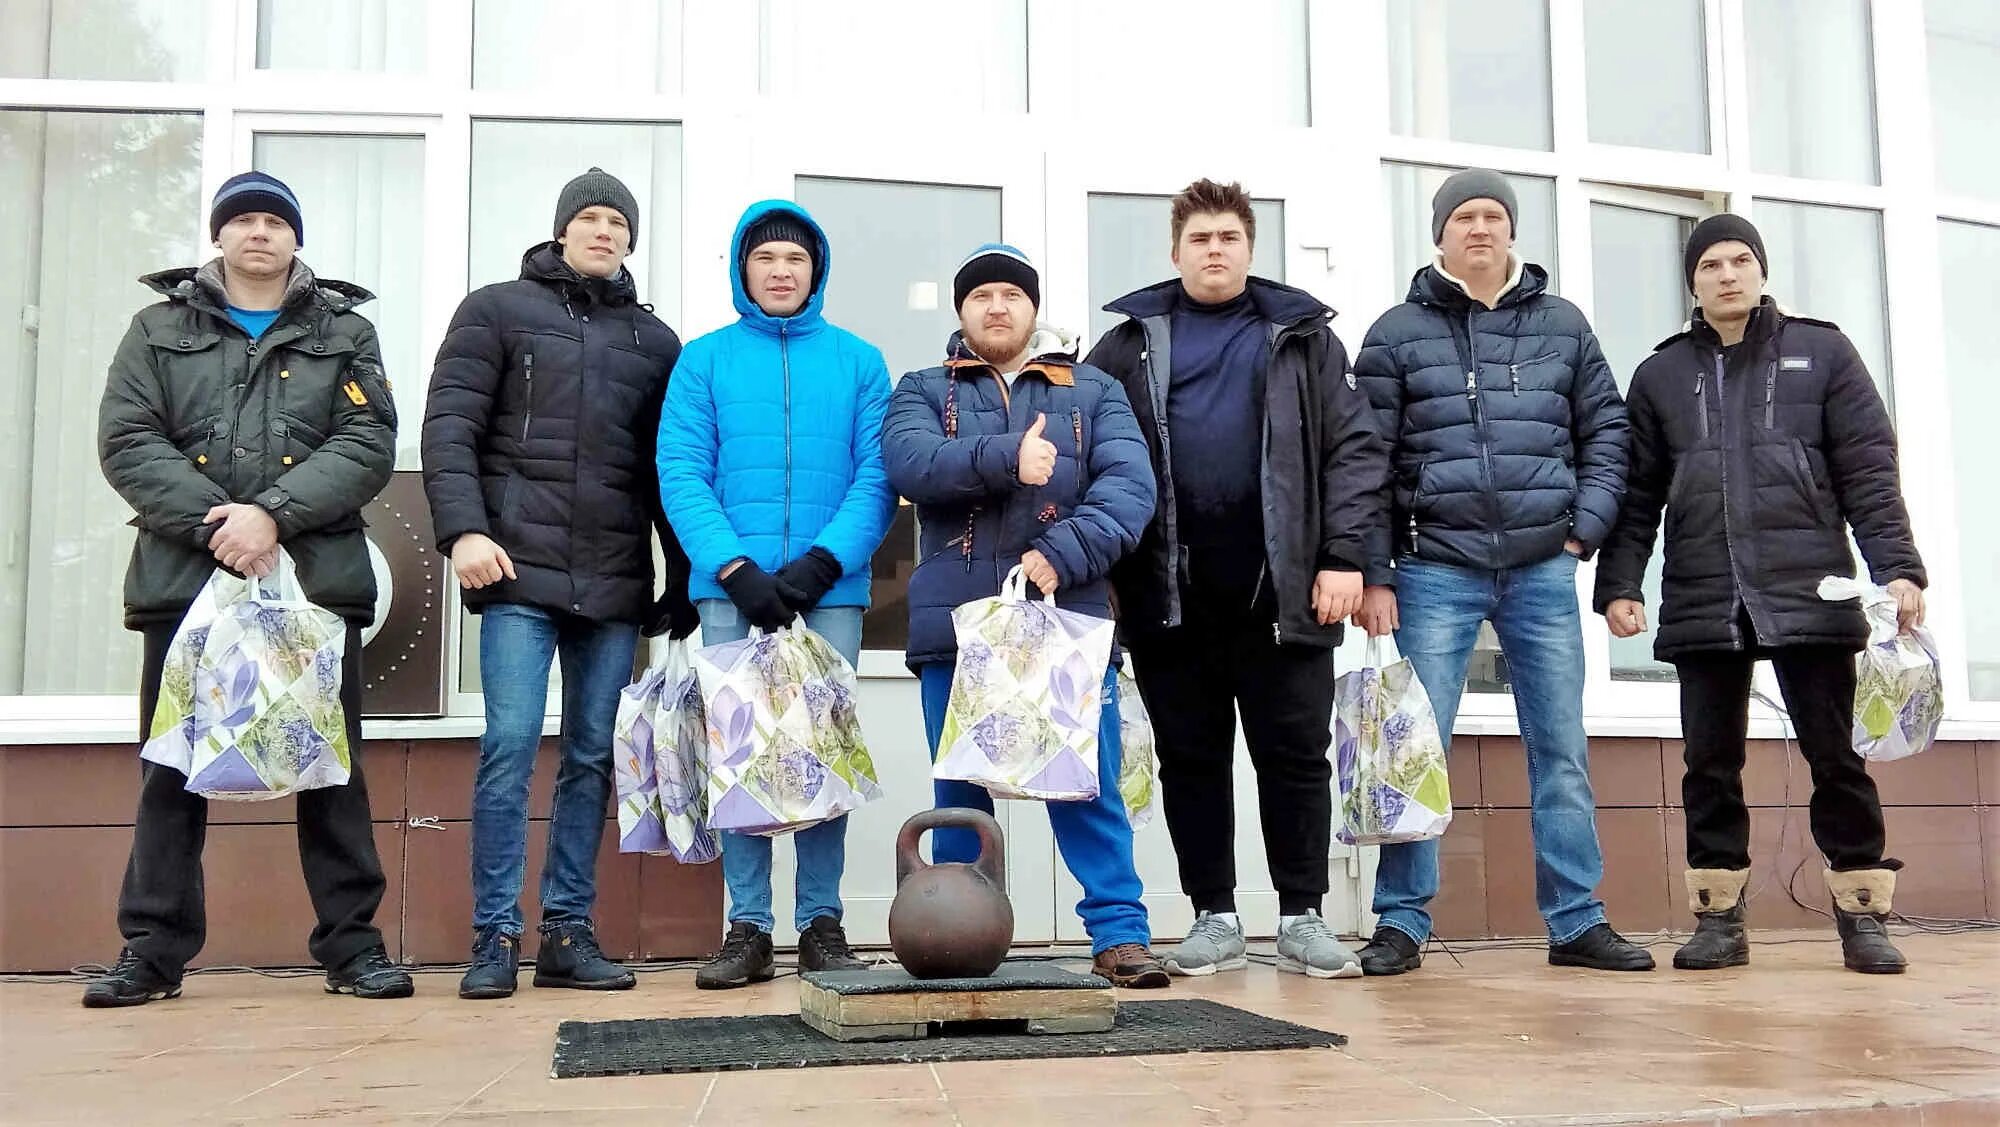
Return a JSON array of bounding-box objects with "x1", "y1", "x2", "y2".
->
[
  {"x1": 472, "y1": 603, "x2": 640, "y2": 936},
  {"x1": 697, "y1": 599, "x2": 864, "y2": 934},
  {"x1": 1371, "y1": 552, "x2": 1608, "y2": 945},
  {"x1": 920, "y1": 661, "x2": 1152, "y2": 954}
]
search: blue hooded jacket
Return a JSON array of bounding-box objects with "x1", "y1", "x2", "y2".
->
[{"x1": 657, "y1": 201, "x2": 896, "y2": 606}]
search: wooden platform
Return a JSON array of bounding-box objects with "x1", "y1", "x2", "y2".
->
[{"x1": 798, "y1": 961, "x2": 1117, "y2": 1042}]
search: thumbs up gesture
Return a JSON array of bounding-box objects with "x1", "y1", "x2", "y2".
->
[{"x1": 1018, "y1": 412, "x2": 1056, "y2": 486}]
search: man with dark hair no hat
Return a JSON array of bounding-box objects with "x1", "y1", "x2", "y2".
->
[{"x1": 1595, "y1": 212, "x2": 1925, "y2": 975}]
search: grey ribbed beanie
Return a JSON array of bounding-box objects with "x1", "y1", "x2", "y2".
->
[
  {"x1": 553, "y1": 167, "x2": 640, "y2": 246},
  {"x1": 1431, "y1": 168, "x2": 1518, "y2": 244}
]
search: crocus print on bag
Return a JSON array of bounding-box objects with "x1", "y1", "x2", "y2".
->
[
  {"x1": 694, "y1": 622, "x2": 881, "y2": 836},
  {"x1": 934, "y1": 566, "x2": 1115, "y2": 802},
  {"x1": 1334, "y1": 637, "x2": 1451, "y2": 845},
  {"x1": 613, "y1": 638, "x2": 720, "y2": 863},
  {"x1": 1818, "y1": 577, "x2": 1944, "y2": 762},
  {"x1": 140, "y1": 552, "x2": 351, "y2": 801}
]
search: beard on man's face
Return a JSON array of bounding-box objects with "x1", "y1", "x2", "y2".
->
[{"x1": 966, "y1": 318, "x2": 1032, "y2": 365}]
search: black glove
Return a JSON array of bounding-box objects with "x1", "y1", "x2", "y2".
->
[
  {"x1": 774, "y1": 547, "x2": 843, "y2": 613},
  {"x1": 719, "y1": 560, "x2": 804, "y2": 632},
  {"x1": 642, "y1": 592, "x2": 700, "y2": 640}
]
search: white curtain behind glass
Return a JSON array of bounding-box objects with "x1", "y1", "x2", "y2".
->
[
  {"x1": 1388, "y1": 0, "x2": 1553, "y2": 150},
  {"x1": 1753, "y1": 200, "x2": 1891, "y2": 410},
  {"x1": 1746, "y1": 0, "x2": 1879, "y2": 184},
  {"x1": 0, "y1": 0, "x2": 206, "y2": 80},
  {"x1": 1926, "y1": 0, "x2": 2000, "y2": 201},
  {"x1": 257, "y1": 0, "x2": 425, "y2": 73},
  {"x1": 1084, "y1": 194, "x2": 1286, "y2": 346},
  {"x1": 1071, "y1": 0, "x2": 1305, "y2": 125},
  {"x1": 0, "y1": 110, "x2": 202, "y2": 694},
  {"x1": 252, "y1": 134, "x2": 428, "y2": 459},
  {"x1": 474, "y1": 0, "x2": 681, "y2": 93},
  {"x1": 1938, "y1": 220, "x2": 2000, "y2": 700},
  {"x1": 1582, "y1": 0, "x2": 1708, "y2": 153}
]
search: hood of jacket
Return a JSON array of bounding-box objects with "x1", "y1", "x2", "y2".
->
[
  {"x1": 140, "y1": 258, "x2": 374, "y2": 315},
  {"x1": 728, "y1": 199, "x2": 832, "y2": 338},
  {"x1": 1103, "y1": 274, "x2": 1331, "y2": 328},
  {"x1": 517, "y1": 240, "x2": 640, "y2": 309},
  {"x1": 1406, "y1": 259, "x2": 1550, "y2": 310}
]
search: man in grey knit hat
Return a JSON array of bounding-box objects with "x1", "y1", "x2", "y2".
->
[
  {"x1": 423, "y1": 167, "x2": 690, "y2": 1000},
  {"x1": 1350, "y1": 168, "x2": 1646, "y2": 976}
]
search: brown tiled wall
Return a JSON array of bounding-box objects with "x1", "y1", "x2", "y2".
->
[
  {"x1": 0, "y1": 739, "x2": 723, "y2": 973},
  {"x1": 1426, "y1": 737, "x2": 1999, "y2": 940},
  {"x1": 1, "y1": 738, "x2": 1991, "y2": 969}
]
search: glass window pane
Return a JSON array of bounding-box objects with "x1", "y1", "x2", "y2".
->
[
  {"x1": 1746, "y1": 0, "x2": 1879, "y2": 184},
  {"x1": 793, "y1": 176, "x2": 1003, "y2": 652},
  {"x1": 1073, "y1": 0, "x2": 1307, "y2": 126},
  {"x1": 257, "y1": 0, "x2": 425, "y2": 73},
  {"x1": 1589, "y1": 201, "x2": 1700, "y2": 682},
  {"x1": 475, "y1": 0, "x2": 681, "y2": 94},
  {"x1": 457, "y1": 120, "x2": 684, "y2": 692},
  {"x1": 1752, "y1": 200, "x2": 1892, "y2": 410},
  {"x1": 1384, "y1": 163, "x2": 1557, "y2": 297},
  {"x1": 252, "y1": 133, "x2": 427, "y2": 458},
  {"x1": 1583, "y1": 0, "x2": 1708, "y2": 153},
  {"x1": 1388, "y1": 0, "x2": 1552, "y2": 151},
  {"x1": 1085, "y1": 193, "x2": 1287, "y2": 345},
  {"x1": 0, "y1": 0, "x2": 206, "y2": 80},
  {"x1": 763, "y1": 0, "x2": 1025, "y2": 113},
  {"x1": 0, "y1": 109, "x2": 203, "y2": 693},
  {"x1": 1927, "y1": 0, "x2": 2000, "y2": 201},
  {"x1": 1939, "y1": 220, "x2": 2000, "y2": 700}
]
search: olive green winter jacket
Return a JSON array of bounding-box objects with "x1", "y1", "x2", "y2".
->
[{"x1": 97, "y1": 258, "x2": 396, "y2": 628}]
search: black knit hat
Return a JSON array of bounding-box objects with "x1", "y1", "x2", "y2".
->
[
  {"x1": 553, "y1": 167, "x2": 640, "y2": 247},
  {"x1": 1683, "y1": 213, "x2": 1768, "y2": 292},
  {"x1": 953, "y1": 243, "x2": 1039, "y2": 311},
  {"x1": 211, "y1": 171, "x2": 305, "y2": 247},
  {"x1": 739, "y1": 212, "x2": 819, "y2": 283}
]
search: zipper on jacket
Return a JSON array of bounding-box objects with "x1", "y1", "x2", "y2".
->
[
  {"x1": 1465, "y1": 313, "x2": 1501, "y2": 554},
  {"x1": 1763, "y1": 362, "x2": 1776, "y2": 428},
  {"x1": 1248, "y1": 557, "x2": 1267, "y2": 611},
  {"x1": 780, "y1": 324, "x2": 794, "y2": 559},
  {"x1": 1694, "y1": 369, "x2": 1709, "y2": 439},
  {"x1": 1505, "y1": 351, "x2": 1558, "y2": 396},
  {"x1": 522, "y1": 351, "x2": 535, "y2": 441},
  {"x1": 1711, "y1": 351, "x2": 1742, "y2": 649}
]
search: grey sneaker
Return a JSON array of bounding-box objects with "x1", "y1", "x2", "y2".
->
[
  {"x1": 1164, "y1": 911, "x2": 1248, "y2": 976},
  {"x1": 1275, "y1": 911, "x2": 1362, "y2": 979}
]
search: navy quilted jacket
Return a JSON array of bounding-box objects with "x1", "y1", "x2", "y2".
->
[
  {"x1": 1353, "y1": 263, "x2": 1628, "y2": 582},
  {"x1": 883, "y1": 329, "x2": 1156, "y2": 669}
]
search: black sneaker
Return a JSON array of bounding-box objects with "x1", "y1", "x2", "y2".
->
[
  {"x1": 533, "y1": 920, "x2": 636, "y2": 991},
  {"x1": 1358, "y1": 927, "x2": 1424, "y2": 976},
  {"x1": 80, "y1": 949, "x2": 180, "y2": 1009},
  {"x1": 458, "y1": 927, "x2": 521, "y2": 1000},
  {"x1": 695, "y1": 922, "x2": 775, "y2": 990},
  {"x1": 325, "y1": 943, "x2": 414, "y2": 999},
  {"x1": 1549, "y1": 923, "x2": 1656, "y2": 971},
  {"x1": 796, "y1": 915, "x2": 869, "y2": 973}
]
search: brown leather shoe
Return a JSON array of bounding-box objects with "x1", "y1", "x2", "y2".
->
[{"x1": 1092, "y1": 943, "x2": 1170, "y2": 989}]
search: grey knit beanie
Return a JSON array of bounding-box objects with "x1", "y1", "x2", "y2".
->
[
  {"x1": 553, "y1": 167, "x2": 640, "y2": 246},
  {"x1": 1431, "y1": 168, "x2": 1518, "y2": 245}
]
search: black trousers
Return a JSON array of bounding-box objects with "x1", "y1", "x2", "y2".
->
[
  {"x1": 118, "y1": 620, "x2": 388, "y2": 981},
  {"x1": 1126, "y1": 591, "x2": 1336, "y2": 917},
  {"x1": 1673, "y1": 633, "x2": 1885, "y2": 873}
]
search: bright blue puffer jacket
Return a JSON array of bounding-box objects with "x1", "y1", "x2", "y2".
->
[{"x1": 658, "y1": 201, "x2": 896, "y2": 606}]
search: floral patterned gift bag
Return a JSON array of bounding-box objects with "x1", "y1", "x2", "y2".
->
[
  {"x1": 1818, "y1": 577, "x2": 1944, "y2": 762},
  {"x1": 1115, "y1": 670, "x2": 1159, "y2": 828},
  {"x1": 614, "y1": 639, "x2": 721, "y2": 861},
  {"x1": 694, "y1": 622, "x2": 881, "y2": 836},
  {"x1": 1334, "y1": 636, "x2": 1452, "y2": 845},
  {"x1": 140, "y1": 551, "x2": 351, "y2": 801},
  {"x1": 935, "y1": 566, "x2": 1115, "y2": 802}
]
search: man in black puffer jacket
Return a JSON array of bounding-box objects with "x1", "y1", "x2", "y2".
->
[
  {"x1": 1351, "y1": 169, "x2": 1648, "y2": 976},
  {"x1": 421, "y1": 168, "x2": 690, "y2": 1000},
  {"x1": 1595, "y1": 214, "x2": 1926, "y2": 976}
]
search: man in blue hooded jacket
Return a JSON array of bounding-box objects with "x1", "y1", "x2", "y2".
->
[
  {"x1": 658, "y1": 200, "x2": 895, "y2": 989},
  {"x1": 883, "y1": 244, "x2": 1169, "y2": 988}
]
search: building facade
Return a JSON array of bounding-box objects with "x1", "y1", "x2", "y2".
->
[{"x1": 2, "y1": 0, "x2": 1995, "y2": 969}]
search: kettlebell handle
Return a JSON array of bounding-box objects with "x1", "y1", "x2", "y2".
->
[{"x1": 895, "y1": 808, "x2": 1007, "y2": 891}]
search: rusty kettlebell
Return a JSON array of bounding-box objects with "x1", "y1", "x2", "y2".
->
[{"x1": 887, "y1": 808, "x2": 1014, "y2": 979}]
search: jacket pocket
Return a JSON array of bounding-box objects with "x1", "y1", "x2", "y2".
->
[
  {"x1": 274, "y1": 412, "x2": 328, "y2": 468},
  {"x1": 1788, "y1": 438, "x2": 1837, "y2": 525}
]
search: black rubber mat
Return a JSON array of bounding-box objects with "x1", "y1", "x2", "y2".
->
[{"x1": 551, "y1": 999, "x2": 1345, "y2": 1078}]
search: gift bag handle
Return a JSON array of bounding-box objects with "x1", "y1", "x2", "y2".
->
[
  {"x1": 1362, "y1": 633, "x2": 1404, "y2": 670},
  {"x1": 249, "y1": 549, "x2": 306, "y2": 603},
  {"x1": 1000, "y1": 564, "x2": 1057, "y2": 606}
]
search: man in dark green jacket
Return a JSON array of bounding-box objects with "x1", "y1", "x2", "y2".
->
[{"x1": 84, "y1": 172, "x2": 409, "y2": 1008}]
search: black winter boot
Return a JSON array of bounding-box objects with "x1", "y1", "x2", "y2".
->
[
  {"x1": 1827, "y1": 865, "x2": 1907, "y2": 974},
  {"x1": 1357, "y1": 927, "x2": 1423, "y2": 976},
  {"x1": 458, "y1": 928, "x2": 521, "y2": 999},
  {"x1": 696, "y1": 922, "x2": 776, "y2": 990},
  {"x1": 1673, "y1": 868, "x2": 1750, "y2": 970},
  {"x1": 796, "y1": 915, "x2": 869, "y2": 973},
  {"x1": 534, "y1": 920, "x2": 637, "y2": 990}
]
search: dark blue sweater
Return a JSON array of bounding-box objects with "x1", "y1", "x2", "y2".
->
[{"x1": 1167, "y1": 288, "x2": 1268, "y2": 592}]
